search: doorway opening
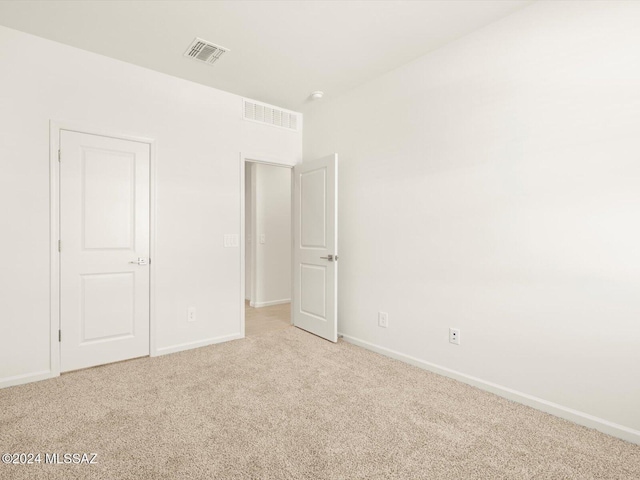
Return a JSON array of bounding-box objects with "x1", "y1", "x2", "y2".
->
[
  {"x1": 243, "y1": 160, "x2": 293, "y2": 337},
  {"x1": 240, "y1": 153, "x2": 338, "y2": 343}
]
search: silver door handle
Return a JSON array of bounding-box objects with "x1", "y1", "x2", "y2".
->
[
  {"x1": 320, "y1": 254, "x2": 338, "y2": 261},
  {"x1": 129, "y1": 258, "x2": 149, "y2": 265}
]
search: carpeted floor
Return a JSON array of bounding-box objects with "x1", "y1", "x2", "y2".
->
[
  {"x1": 1, "y1": 327, "x2": 639, "y2": 479},
  {"x1": 245, "y1": 301, "x2": 291, "y2": 337}
]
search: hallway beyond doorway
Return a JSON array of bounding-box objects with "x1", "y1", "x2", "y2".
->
[{"x1": 245, "y1": 301, "x2": 291, "y2": 337}]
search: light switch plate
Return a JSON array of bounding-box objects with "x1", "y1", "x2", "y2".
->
[{"x1": 224, "y1": 234, "x2": 239, "y2": 247}]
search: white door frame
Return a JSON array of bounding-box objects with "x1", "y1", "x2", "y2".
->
[
  {"x1": 247, "y1": 162, "x2": 256, "y2": 307},
  {"x1": 49, "y1": 121, "x2": 157, "y2": 378},
  {"x1": 239, "y1": 152, "x2": 295, "y2": 337}
]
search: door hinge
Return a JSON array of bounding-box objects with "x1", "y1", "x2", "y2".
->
[
  {"x1": 58, "y1": 149, "x2": 61, "y2": 162},
  {"x1": 58, "y1": 240, "x2": 61, "y2": 252},
  {"x1": 58, "y1": 329, "x2": 61, "y2": 342}
]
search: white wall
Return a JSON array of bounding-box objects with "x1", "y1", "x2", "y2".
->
[
  {"x1": 303, "y1": 0, "x2": 640, "y2": 442},
  {"x1": 0, "y1": 26, "x2": 301, "y2": 387},
  {"x1": 252, "y1": 163, "x2": 291, "y2": 307}
]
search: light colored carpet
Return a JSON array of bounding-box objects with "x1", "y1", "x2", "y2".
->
[
  {"x1": 1, "y1": 327, "x2": 639, "y2": 479},
  {"x1": 245, "y1": 301, "x2": 291, "y2": 337}
]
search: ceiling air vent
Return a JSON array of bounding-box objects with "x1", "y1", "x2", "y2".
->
[
  {"x1": 184, "y1": 37, "x2": 229, "y2": 65},
  {"x1": 243, "y1": 99, "x2": 299, "y2": 131}
]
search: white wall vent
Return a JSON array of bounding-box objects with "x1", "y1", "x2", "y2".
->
[
  {"x1": 184, "y1": 37, "x2": 229, "y2": 65},
  {"x1": 243, "y1": 99, "x2": 299, "y2": 131}
]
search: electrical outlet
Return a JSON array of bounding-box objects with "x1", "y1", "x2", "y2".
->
[
  {"x1": 188, "y1": 307, "x2": 197, "y2": 322},
  {"x1": 259, "y1": 234, "x2": 266, "y2": 244},
  {"x1": 449, "y1": 328, "x2": 460, "y2": 345},
  {"x1": 378, "y1": 311, "x2": 388, "y2": 328}
]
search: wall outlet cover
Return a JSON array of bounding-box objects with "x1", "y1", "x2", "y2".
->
[
  {"x1": 449, "y1": 327, "x2": 460, "y2": 345},
  {"x1": 378, "y1": 311, "x2": 389, "y2": 328}
]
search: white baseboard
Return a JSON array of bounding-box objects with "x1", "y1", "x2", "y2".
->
[
  {"x1": 0, "y1": 370, "x2": 55, "y2": 390},
  {"x1": 339, "y1": 333, "x2": 640, "y2": 445},
  {"x1": 153, "y1": 333, "x2": 243, "y2": 356},
  {"x1": 250, "y1": 298, "x2": 291, "y2": 308},
  {"x1": 3, "y1": 334, "x2": 245, "y2": 389}
]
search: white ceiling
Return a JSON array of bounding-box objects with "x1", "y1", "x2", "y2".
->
[{"x1": 0, "y1": 0, "x2": 533, "y2": 110}]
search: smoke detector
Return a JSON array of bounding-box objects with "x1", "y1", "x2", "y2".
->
[
  {"x1": 184, "y1": 37, "x2": 229, "y2": 65},
  {"x1": 310, "y1": 91, "x2": 324, "y2": 100}
]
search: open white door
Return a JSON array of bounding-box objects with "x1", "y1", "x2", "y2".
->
[
  {"x1": 293, "y1": 154, "x2": 338, "y2": 342},
  {"x1": 60, "y1": 130, "x2": 150, "y2": 372}
]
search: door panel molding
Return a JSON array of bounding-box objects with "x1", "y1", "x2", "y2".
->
[{"x1": 49, "y1": 121, "x2": 157, "y2": 379}]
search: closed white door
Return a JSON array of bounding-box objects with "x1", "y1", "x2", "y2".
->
[
  {"x1": 60, "y1": 130, "x2": 150, "y2": 372},
  {"x1": 293, "y1": 154, "x2": 338, "y2": 342}
]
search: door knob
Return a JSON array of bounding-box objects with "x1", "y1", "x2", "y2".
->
[
  {"x1": 129, "y1": 258, "x2": 149, "y2": 265},
  {"x1": 320, "y1": 254, "x2": 338, "y2": 261}
]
